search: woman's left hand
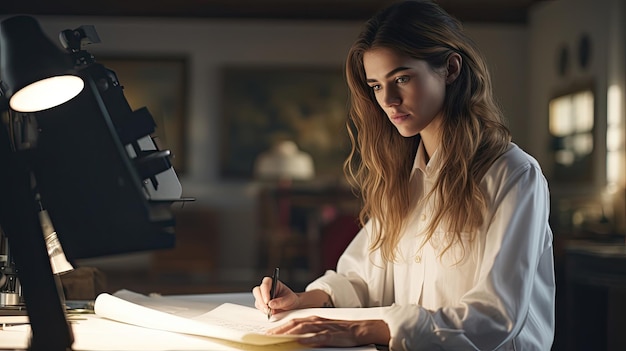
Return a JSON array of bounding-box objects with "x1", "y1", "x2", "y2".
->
[{"x1": 266, "y1": 316, "x2": 390, "y2": 347}]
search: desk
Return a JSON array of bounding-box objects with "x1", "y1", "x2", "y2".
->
[
  {"x1": 0, "y1": 292, "x2": 380, "y2": 351},
  {"x1": 565, "y1": 241, "x2": 626, "y2": 351}
]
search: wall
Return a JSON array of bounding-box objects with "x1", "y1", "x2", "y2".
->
[
  {"x1": 528, "y1": 0, "x2": 626, "y2": 233},
  {"x1": 8, "y1": 15, "x2": 528, "y2": 282}
]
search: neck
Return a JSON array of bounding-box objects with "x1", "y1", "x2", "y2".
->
[{"x1": 420, "y1": 119, "x2": 442, "y2": 163}]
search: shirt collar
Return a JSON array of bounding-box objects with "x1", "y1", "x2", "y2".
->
[{"x1": 411, "y1": 140, "x2": 442, "y2": 179}]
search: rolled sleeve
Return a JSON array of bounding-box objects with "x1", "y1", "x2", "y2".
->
[{"x1": 305, "y1": 270, "x2": 364, "y2": 307}]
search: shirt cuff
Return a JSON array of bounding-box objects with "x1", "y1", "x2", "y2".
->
[
  {"x1": 383, "y1": 304, "x2": 482, "y2": 350},
  {"x1": 383, "y1": 304, "x2": 434, "y2": 350},
  {"x1": 305, "y1": 270, "x2": 363, "y2": 307}
]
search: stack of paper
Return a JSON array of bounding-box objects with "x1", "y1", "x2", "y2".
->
[
  {"x1": 0, "y1": 290, "x2": 386, "y2": 350},
  {"x1": 94, "y1": 291, "x2": 308, "y2": 345}
]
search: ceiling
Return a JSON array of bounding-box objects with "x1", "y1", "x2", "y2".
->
[{"x1": 0, "y1": 0, "x2": 547, "y2": 24}]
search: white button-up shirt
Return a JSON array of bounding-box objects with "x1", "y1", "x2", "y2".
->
[{"x1": 306, "y1": 142, "x2": 555, "y2": 350}]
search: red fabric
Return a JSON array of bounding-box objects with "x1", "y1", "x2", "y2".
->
[{"x1": 320, "y1": 215, "x2": 360, "y2": 271}]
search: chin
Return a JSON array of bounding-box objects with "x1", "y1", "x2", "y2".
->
[{"x1": 396, "y1": 128, "x2": 420, "y2": 138}]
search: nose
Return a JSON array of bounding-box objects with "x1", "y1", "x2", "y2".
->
[{"x1": 381, "y1": 86, "x2": 401, "y2": 107}]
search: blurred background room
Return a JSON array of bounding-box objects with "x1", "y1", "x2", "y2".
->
[{"x1": 1, "y1": 0, "x2": 626, "y2": 349}]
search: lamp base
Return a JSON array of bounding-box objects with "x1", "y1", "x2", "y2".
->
[{"x1": 0, "y1": 292, "x2": 26, "y2": 315}]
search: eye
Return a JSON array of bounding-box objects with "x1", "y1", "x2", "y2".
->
[
  {"x1": 395, "y1": 75, "x2": 410, "y2": 84},
  {"x1": 368, "y1": 83, "x2": 381, "y2": 91}
]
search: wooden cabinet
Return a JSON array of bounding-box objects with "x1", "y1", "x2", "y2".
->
[
  {"x1": 256, "y1": 182, "x2": 360, "y2": 288},
  {"x1": 562, "y1": 241, "x2": 626, "y2": 351},
  {"x1": 152, "y1": 206, "x2": 219, "y2": 280}
]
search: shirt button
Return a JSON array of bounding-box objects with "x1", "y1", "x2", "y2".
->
[
  {"x1": 415, "y1": 256, "x2": 422, "y2": 263},
  {"x1": 420, "y1": 214, "x2": 427, "y2": 221}
]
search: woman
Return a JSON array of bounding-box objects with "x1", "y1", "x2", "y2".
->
[{"x1": 252, "y1": 0, "x2": 555, "y2": 349}]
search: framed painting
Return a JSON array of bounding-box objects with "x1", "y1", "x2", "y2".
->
[
  {"x1": 219, "y1": 65, "x2": 350, "y2": 180},
  {"x1": 98, "y1": 56, "x2": 188, "y2": 173}
]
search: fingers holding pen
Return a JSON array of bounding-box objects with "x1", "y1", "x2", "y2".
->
[
  {"x1": 252, "y1": 276, "x2": 274, "y2": 312},
  {"x1": 252, "y1": 277, "x2": 300, "y2": 315},
  {"x1": 262, "y1": 276, "x2": 274, "y2": 304}
]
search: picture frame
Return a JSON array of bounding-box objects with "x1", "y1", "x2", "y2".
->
[
  {"x1": 219, "y1": 65, "x2": 350, "y2": 181},
  {"x1": 97, "y1": 56, "x2": 188, "y2": 173}
]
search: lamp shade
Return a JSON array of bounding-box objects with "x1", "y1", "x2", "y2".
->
[
  {"x1": 254, "y1": 140, "x2": 315, "y2": 181},
  {"x1": 0, "y1": 15, "x2": 83, "y2": 112}
]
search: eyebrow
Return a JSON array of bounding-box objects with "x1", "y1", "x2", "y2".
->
[{"x1": 366, "y1": 66, "x2": 412, "y2": 83}]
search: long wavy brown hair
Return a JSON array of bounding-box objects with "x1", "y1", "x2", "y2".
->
[{"x1": 344, "y1": 0, "x2": 511, "y2": 262}]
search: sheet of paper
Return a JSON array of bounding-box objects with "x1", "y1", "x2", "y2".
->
[
  {"x1": 95, "y1": 292, "x2": 305, "y2": 345},
  {"x1": 102, "y1": 290, "x2": 389, "y2": 346},
  {"x1": 271, "y1": 305, "x2": 389, "y2": 322},
  {"x1": 114, "y1": 289, "x2": 219, "y2": 318},
  {"x1": 98, "y1": 290, "x2": 388, "y2": 347},
  {"x1": 0, "y1": 315, "x2": 30, "y2": 325},
  {"x1": 0, "y1": 290, "x2": 381, "y2": 351},
  {"x1": 114, "y1": 289, "x2": 389, "y2": 323},
  {"x1": 0, "y1": 315, "x2": 377, "y2": 351}
]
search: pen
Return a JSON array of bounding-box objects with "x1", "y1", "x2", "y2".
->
[{"x1": 267, "y1": 267, "x2": 279, "y2": 320}]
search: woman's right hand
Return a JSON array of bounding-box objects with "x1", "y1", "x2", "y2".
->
[{"x1": 252, "y1": 276, "x2": 300, "y2": 316}]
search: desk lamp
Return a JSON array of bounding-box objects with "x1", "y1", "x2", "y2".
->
[
  {"x1": 0, "y1": 206, "x2": 72, "y2": 313},
  {"x1": 0, "y1": 16, "x2": 80, "y2": 351},
  {"x1": 0, "y1": 15, "x2": 187, "y2": 351},
  {"x1": 39, "y1": 208, "x2": 73, "y2": 275},
  {"x1": 0, "y1": 228, "x2": 22, "y2": 310},
  {"x1": 0, "y1": 16, "x2": 83, "y2": 112}
]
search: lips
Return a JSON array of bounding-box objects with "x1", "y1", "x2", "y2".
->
[{"x1": 390, "y1": 113, "x2": 409, "y2": 123}]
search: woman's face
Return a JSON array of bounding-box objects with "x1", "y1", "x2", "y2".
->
[{"x1": 363, "y1": 47, "x2": 447, "y2": 138}]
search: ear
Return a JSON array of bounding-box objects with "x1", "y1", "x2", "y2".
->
[{"x1": 445, "y1": 53, "x2": 462, "y2": 84}]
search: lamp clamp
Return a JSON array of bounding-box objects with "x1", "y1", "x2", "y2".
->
[
  {"x1": 59, "y1": 25, "x2": 100, "y2": 52},
  {"x1": 59, "y1": 25, "x2": 101, "y2": 67}
]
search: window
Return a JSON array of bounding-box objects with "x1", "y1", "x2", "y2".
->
[{"x1": 549, "y1": 89, "x2": 594, "y2": 183}]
